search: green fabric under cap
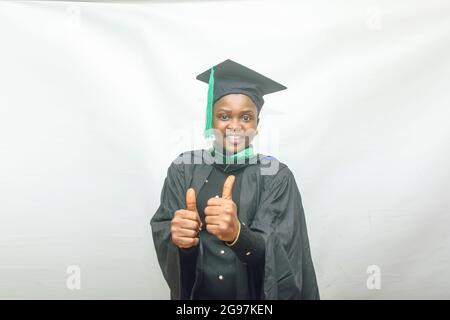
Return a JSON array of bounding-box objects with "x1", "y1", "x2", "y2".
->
[{"x1": 204, "y1": 66, "x2": 215, "y2": 138}]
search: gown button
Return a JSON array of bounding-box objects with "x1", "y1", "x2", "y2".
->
[
  {"x1": 205, "y1": 179, "x2": 208, "y2": 183},
  {"x1": 220, "y1": 250, "x2": 225, "y2": 255},
  {"x1": 218, "y1": 275, "x2": 224, "y2": 280},
  {"x1": 246, "y1": 251, "x2": 251, "y2": 256}
]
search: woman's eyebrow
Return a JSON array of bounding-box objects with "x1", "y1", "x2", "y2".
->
[
  {"x1": 215, "y1": 107, "x2": 232, "y2": 112},
  {"x1": 216, "y1": 108, "x2": 255, "y2": 114}
]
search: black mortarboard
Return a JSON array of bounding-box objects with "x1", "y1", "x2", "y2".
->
[{"x1": 196, "y1": 59, "x2": 287, "y2": 138}]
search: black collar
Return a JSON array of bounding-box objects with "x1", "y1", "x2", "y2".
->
[{"x1": 212, "y1": 162, "x2": 249, "y2": 174}]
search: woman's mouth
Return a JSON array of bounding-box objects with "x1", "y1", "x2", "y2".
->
[{"x1": 226, "y1": 134, "x2": 244, "y2": 145}]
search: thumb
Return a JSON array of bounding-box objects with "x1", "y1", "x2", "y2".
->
[
  {"x1": 186, "y1": 188, "x2": 202, "y2": 228},
  {"x1": 222, "y1": 175, "x2": 235, "y2": 200},
  {"x1": 186, "y1": 188, "x2": 197, "y2": 213}
]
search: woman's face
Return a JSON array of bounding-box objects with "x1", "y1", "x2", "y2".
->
[{"x1": 213, "y1": 93, "x2": 259, "y2": 153}]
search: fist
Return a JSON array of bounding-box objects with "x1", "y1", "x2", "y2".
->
[
  {"x1": 205, "y1": 175, "x2": 240, "y2": 243},
  {"x1": 171, "y1": 188, "x2": 202, "y2": 249}
]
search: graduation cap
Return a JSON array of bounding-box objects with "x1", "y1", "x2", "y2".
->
[{"x1": 196, "y1": 59, "x2": 287, "y2": 138}]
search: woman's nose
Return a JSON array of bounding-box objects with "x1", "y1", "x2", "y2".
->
[{"x1": 227, "y1": 118, "x2": 242, "y2": 130}]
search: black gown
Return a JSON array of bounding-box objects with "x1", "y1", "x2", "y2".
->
[{"x1": 151, "y1": 149, "x2": 320, "y2": 300}]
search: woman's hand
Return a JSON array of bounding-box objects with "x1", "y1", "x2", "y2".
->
[
  {"x1": 171, "y1": 188, "x2": 202, "y2": 249},
  {"x1": 204, "y1": 175, "x2": 240, "y2": 243}
]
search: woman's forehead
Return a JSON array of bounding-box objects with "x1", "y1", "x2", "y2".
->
[{"x1": 214, "y1": 94, "x2": 258, "y2": 112}]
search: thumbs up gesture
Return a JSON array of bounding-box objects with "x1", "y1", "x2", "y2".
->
[
  {"x1": 171, "y1": 188, "x2": 203, "y2": 249},
  {"x1": 204, "y1": 175, "x2": 240, "y2": 243}
]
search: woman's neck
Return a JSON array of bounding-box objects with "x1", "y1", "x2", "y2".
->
[{"x1": 211, "y1": 141, "x2": 255, "y2": 164}]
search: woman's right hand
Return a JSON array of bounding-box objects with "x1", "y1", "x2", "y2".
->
[{"x1": 171, "y1": 188, "x2": 202, "y2": 249}]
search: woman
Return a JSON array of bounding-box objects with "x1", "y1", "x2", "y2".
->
[{"x1": 151, "y1": 59, "x2": 319, "y2": 300}]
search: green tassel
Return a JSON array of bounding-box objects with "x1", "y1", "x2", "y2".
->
[{"x1": 204, "y1": 66, "x2": 215, "y2": 138}]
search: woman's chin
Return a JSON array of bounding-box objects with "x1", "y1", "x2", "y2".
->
[{"x1": 224, "y1": 141, "x2": 246, "y2": 153}]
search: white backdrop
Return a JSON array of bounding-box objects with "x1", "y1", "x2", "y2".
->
[{"x1": 0, "y1": 0, "x2": 449, "y2": 299}]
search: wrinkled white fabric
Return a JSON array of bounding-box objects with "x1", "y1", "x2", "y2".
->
[{"x1": 0, "y1": 0, "x2": 449, "y2": 299}]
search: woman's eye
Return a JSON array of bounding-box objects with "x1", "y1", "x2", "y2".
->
[
  {"x1": 242, "y1": 115, "x2": 251, "y2": 121},
  {"x1": 219, "y1": 114, "x2": 229, "y2": 121}
]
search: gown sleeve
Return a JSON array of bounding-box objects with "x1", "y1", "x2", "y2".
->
[
  {"x1": 150, "y1": 161, "x2": 191, "y2": 299},
  {"x1": 227, "y1": 223, "x2": 266, "y2": 267},
  {"x1": 250, "y1": 166, "x2": 320, "y2": 300}
]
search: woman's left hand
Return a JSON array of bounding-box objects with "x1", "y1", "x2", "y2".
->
[{"x1": 204, "y1": 175, "x2": 240, "y2": 243}]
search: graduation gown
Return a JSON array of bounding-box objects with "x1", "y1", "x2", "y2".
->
[{"x1": 150, "y1": 149, "x2": 320, "y2": 300}]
